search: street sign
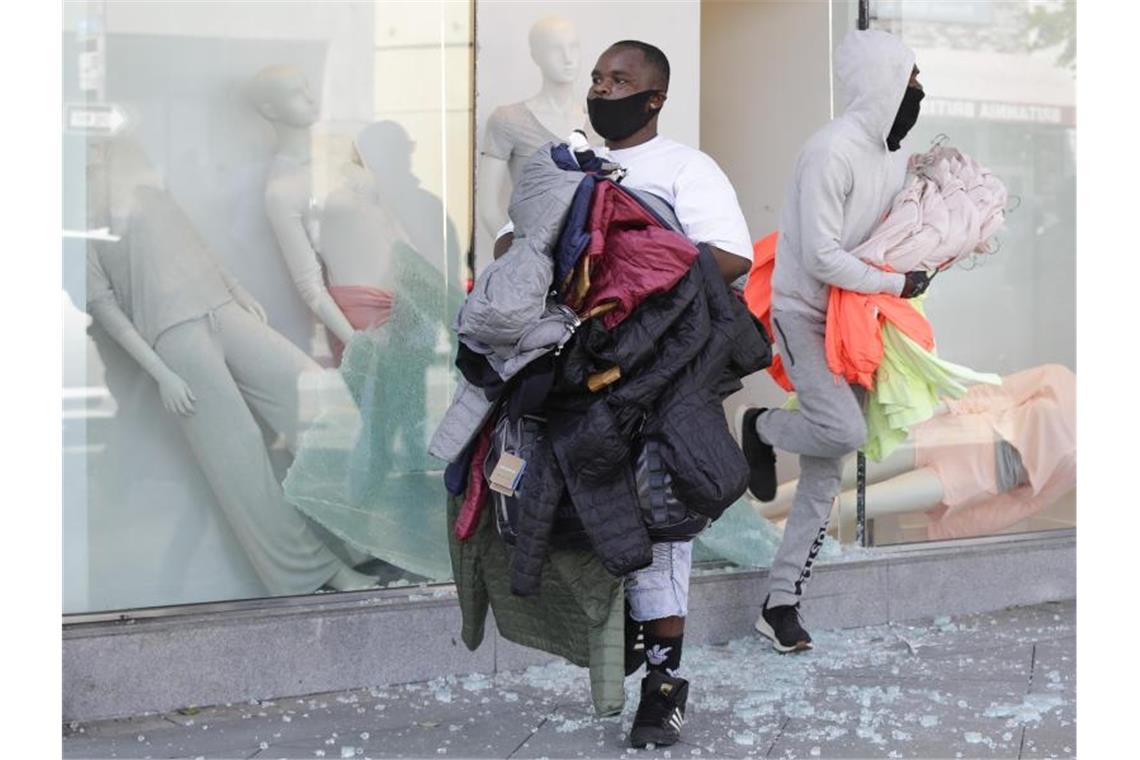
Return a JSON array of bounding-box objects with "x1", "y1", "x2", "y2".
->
[{"x1": 64, "y1": 103, "x2": 127, "y2": 136}]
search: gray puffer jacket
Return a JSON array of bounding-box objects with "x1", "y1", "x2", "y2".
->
[
  {"x1": 429, "y1": 143, "x2": 592, "y2": 463},
  {"x1": 458, "y1": 144, "x2": 587, "y2": 373}
]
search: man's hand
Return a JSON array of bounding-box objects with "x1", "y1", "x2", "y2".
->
[
  {"x1": 709, "y1": 246, "x2": 750, "y2": 285},
  {"x1": 493, "y1": 232, "x2": 514, "y2": 260},
  {"x1": 901, "y1": 270, "x2": 933, "y2": 299}
]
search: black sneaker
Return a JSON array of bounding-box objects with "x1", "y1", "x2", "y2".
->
[
  {"x1": 629, "y1": 671, "x2": 689, "y2": 748},
  {"x1": 739, "y1": 407, "x2": 777, "y2": 501},
  {"x1": 754, "y1": 596, "x2": 813, "y2": 653}
]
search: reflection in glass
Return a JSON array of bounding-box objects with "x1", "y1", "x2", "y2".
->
[{"x1": 282, "y1": 122, "x2": 467, "y2": 583}]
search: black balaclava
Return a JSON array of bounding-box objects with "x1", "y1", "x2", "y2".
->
[
  {"x1": 587, "y1": 90, "x2": 661, "y2": 142},
  {"x1": 886, "y1": 86, "x2": 925, "y2": 152}
]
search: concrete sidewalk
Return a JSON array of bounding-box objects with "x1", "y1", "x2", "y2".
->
[{"x1": 63, "y1": 600, "x2": 1075, "y2": 760}]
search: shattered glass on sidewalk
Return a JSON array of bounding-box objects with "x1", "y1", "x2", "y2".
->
[{"x1": 63, "y1": 600, "x2": 1074, "y2": 759}]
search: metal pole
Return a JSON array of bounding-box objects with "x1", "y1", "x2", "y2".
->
[
  {"x1": 855, "y1": 0, "x2": 871, "y2": 547},
  {"x1": 856, "y1": 451, "x2": 867, "y2": 547}
]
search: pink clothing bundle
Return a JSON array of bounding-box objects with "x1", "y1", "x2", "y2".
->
[
  {"x1": 328, "y1": 285, "x2": 395, "y2": 365},
  {"x1": 914, "y1": 364, "x2": 1076, "y2": 540},
  {"x1": 814, "y1": 144, "x2": 1007, "y2": 388},
  {"x1": 850, "y1": 144, "x2": 1008, "y2": 274}
]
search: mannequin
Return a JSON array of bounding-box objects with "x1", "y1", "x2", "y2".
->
[
  {"x1": 477, "y1": 16, "x2": 596, "y2": 241},
  {"x1": 281, "y1": 125, "x2": 466, "y2": 582},
  {"x1": 748, "y1": 365, "x2": 1076, "y2": 542},
  {"x1": 84, "y1": 136, "x2": 378, "y2": 594},
  {"x1": 249, "y1": 64, "x2": 356, "y2": 347}
]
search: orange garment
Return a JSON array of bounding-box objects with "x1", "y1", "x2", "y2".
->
[
  {"x1": 743, "y1": 233, "x2": 793, "y2": 392},
  {"x1": 743, "y1": 232, "x2": 935, "y2": 391},
  {"x1": 825, "y1": 286, "x2": 935, "y2": 389}
]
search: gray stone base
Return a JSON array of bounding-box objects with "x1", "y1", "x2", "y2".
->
[{"x1": 63, "y1": 531, "x2": 1074, "y2": 722}]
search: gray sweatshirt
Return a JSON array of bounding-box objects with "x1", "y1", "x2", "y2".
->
[{"x1": 772, "y1": 30, "x2": 916, "y2": 321}]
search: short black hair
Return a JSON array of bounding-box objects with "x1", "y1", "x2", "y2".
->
[{"x1": 609, "y1": 40, "x2": 670, "y2": 90}]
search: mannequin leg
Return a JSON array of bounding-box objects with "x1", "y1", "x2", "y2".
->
[
  {"x1": 212, "y1": 303, "x2": 377, "y2": 585},
  {"x1": 214, "y1": 302, "x2": 349, "y2": 453},
  {"x1": 838, "y1": 441, "x2": 918, "y2": 490},
  {"x1": 834, "y1": 467, "x2": 945, "y2": 539},
  {"x1": 155, "y1": 316, "x2": 344, "y2": 595},
  {"x1": 755, "y1": 443, "x2": 919, "y2": 523}
]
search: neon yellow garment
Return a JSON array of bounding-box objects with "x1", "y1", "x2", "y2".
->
[
  {"x1": 783, "y1": 300, "x2": 1000, "y2": 462},
  {"x1": 864, "y1": 300, "x2": 1000, "y2": 460}
]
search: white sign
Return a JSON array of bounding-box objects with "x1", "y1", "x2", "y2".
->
[
  {"x1": 64, "y1": 103, "x2": 127, "y2": 135},
  {"x1": 923, "y1": 98, "x2": 1074, "y2": 127}
]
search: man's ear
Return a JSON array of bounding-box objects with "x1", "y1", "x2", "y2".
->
[{"x1": 649, "y1": 91, "x2": 668, "y2": 111}]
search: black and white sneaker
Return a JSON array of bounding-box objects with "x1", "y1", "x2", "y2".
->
[
  {"x1": 629, "y1": 671, "x2": 689, "y2": 748},
  {"x1": 739, "y1": 407, "x2": 778, "y2": 502},
  {"x1": 755, "y1": 596, "x2": 813, "y2": 653}
]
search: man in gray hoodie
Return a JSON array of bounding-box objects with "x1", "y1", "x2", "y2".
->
[{"x1": 739, "y1": 29, "x2": 932, "y2": 652}]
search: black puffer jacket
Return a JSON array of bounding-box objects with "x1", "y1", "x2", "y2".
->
[{"x1": 510, "y1": 246, "x2": 771, "y2": 596}]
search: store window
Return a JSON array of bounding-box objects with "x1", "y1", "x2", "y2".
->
[
  {"x1": 859, "y1": 0, "x2": 1076, "y2": 545},
  {"x1": 62, "y1": 0, "x2": 1076, "y2": 615},
  {"x1": 62, "y1": 0, "x2": 473, "y2": 614},
  {"x1": 699, "y1": 0, "x2": 1075, "y2": 565}
]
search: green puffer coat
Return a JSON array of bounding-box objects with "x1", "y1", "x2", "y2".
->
[{"x1": 447, "y1": 495, "x2": 628, "y2": 716}]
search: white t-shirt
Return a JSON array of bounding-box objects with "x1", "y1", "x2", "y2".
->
[{"x1": 497, "y1": 135, "x2": 753, "y2": 261}]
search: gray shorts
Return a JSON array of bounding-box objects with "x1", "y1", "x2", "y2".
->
[{"x1": 625, "y1": 541, "x2": 692, "y2": 622}]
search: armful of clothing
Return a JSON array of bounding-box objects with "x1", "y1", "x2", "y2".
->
[{"x1": 494, "y1": 234, "x2": 746, "y2": 285}]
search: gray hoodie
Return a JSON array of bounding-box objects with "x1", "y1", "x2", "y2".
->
[{"x1": 771, "y1": 30, "x2": 915, "y2": 321}]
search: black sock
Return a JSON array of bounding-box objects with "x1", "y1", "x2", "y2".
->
[{"x1": 643, "y1": 633, "x2": 683, "y2": 677}]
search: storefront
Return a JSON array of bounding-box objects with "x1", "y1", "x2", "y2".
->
[{"x1": 62, "y1": 0, "x2": 1076, "y2": 720}]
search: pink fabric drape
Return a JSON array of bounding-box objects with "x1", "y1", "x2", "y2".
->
[
  {"x1": 327, "y1": 285, "x2": 395, "y2": 365},
  {"x1": 915, "y1": 364, "x2": 1076, "y2": 539}
]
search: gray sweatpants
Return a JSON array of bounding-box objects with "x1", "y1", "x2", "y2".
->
[
  {"x1": 757, "y1": 309, "x2": 867, "y2": 608},
  {"x1": 156, "y1": 302, "x2": 344, "y2": 595}
]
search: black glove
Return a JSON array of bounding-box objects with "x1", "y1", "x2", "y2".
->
[{"x1": 901, "y1": 270, "x2": 933, "y2": 299}]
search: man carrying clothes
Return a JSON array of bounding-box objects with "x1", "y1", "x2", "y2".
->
[
  {"x1": 739, "y1": 29, "x2": 931, "y2": 653},
  {"x1": 495, "y1": 40, "x2": 753, "y2": 749}
]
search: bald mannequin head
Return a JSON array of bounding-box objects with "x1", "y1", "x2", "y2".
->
[
  {"x1": 249, "y1": 65, "x2": 319, "y2": 128},
  {"x1": 528, "y1": 16, "x2": 580, "y2": 85}
]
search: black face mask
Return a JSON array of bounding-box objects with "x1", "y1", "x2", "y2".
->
[
  {"x1": 886, "y1": 86, "x2": 925, "y2": 152},
  {"x1": 587, "y1": 89, "x2": 661, "y2": 142}
]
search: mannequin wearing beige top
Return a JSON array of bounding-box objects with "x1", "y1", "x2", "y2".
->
[{"x1": 477, "y1": 16, "x2": 598, "y2": 246}]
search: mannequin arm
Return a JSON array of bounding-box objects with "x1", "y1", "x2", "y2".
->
[
  {"x1": 210, "y1": 265, "x2": 267, "y2": 323},
  {"x1": 265, "y1": 194, "x2": 355, "y2": 342},
  {"x1": 477, "y1": 156, "x2": 511, "y2": 240},
  {"x1": 88, "y1": 297, "x2": 197, "y2": 416}
]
